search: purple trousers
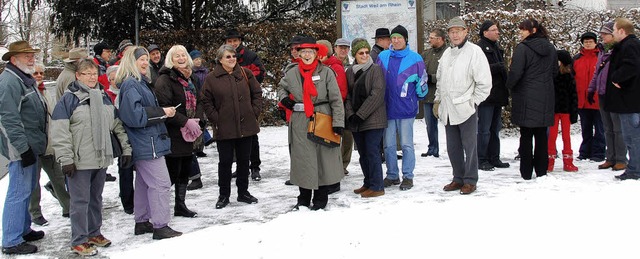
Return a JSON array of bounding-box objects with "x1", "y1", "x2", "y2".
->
[{"x1": 133, "y1": 157, "x2": 171, "y2": 228}]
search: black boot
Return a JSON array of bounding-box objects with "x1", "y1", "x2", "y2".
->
[
  {"x1": 174, "y1": 184, "x2": 197, "y2": 218},
  {"x1": 186, "y1": 178, "x2": 203, "y2": 191},
  {"x1": 152, "y1": 226, "x2": 182, "y2": 240},
  {"x1": 311, "y1": 186, "x2": 329, "y2": 210},
  {"x1": 293, "y1": 187, "x2": 312, "y2": 210}
]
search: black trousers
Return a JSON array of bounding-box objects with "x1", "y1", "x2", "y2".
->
[
  {"x1": 298, "y1": 186, "x2": 328, "y2": 208},
  {"x1": 217, "y1": 136, "x2": 252, "y2": 197},
  {"x1": 118, "y1": 164, "x2": 134, "y2": 211},
  {"x1": 165, "y1": 155, "x2": 192, "y2": 185},
  {"x1": 250, "y1": 135, "x2": 261, "y2": 170},
  {"x1": 519, "y1": 127, "x2": 548, "y2": 180}
]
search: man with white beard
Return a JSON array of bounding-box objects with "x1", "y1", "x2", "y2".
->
[{"x1": 0, "y1": 41, "x2": 48, "y2": 255}]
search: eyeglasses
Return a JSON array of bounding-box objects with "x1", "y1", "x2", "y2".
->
[
  {"x1": 224, "y1": 55, "x2": 236, "y2": 59},
  {"x1": 33, "y1": 72, "x2": 44, "y2": 75},
  {"x1": 298, "y1": 49, "x2": 316, "y2": 55},
  {"x1": 79, "y1": 72, "x2": 99, "y2": 77},
  {"x1": 357, "y1": 51, "x2": 370, "y2": 56}
]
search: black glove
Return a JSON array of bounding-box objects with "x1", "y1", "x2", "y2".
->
[
  {"x1": 20, "y1": 147, "x2": 36, "y2": 168},
  {"x1": 279, "y1": 109, "x2": 287, "y2": 121},
  {"x1": 348, "y1": 115, "x2": 364, "y2": 125},
  {"x1": 280, "y1": 97, "x2": 296, "y2": 110},
  {"x1": 333, "y1": 127, "x2": 344, "y2": 136},
  {"x1": 62, "y1": 164, "x2": 77, "y2": 177},
  {"x1": 587, "y1": 92, "x2": 595, "y2": 105},
  {"x1": 119, "y1": 155, "x2": 133, "y2": 169}
]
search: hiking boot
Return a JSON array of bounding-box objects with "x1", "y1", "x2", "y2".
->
[
  {"x1": 87, "y1": 235, "x2": 111, "y2": 247},
  {"x1": 399, "y1": 178, "x2": 413, "y2": 191},
  {"x1": 353, "y1": 186, "x2": 368, "y2": 194},
  {"x1": 2, "y1": 242, "x2": 37, "y2": 255},
  {"x1": 216, "y1": 196, "x2": 230, "y2": 209},
  {"x1": 284, "y1": 180, "x2": 293, "y2": 185},
  {"x1": 443, "y1": 181, "x2": 463, "y2": 191},
  {"x1": 134, "y1": 221, "x2": 153, "y2": 235},
  {"x1": 105, "y1": 173, "x2": 116, "y2": 182},
  {"x1": 152, "y1": 226, "x2": 182, "y2": 240},
  {"x1": 237, "y1": 193, "x2": 258, "y2": 204},
  {"x1": 612, "y1": 163, "x2": 627, "y2": 171},
  {"x1": 32, "y1": 216, "x2": 48, "y2": 226},
  {"x1": 187, "y1": 178, "x2": 203, "y2": 190},
  {"x1": 383, "y1": 178, "x2": 400, "y2": 187},
  {"x1": 598, "y1": 161, "x2": 614, "y2": 169},
  {"x1": 460, "y1": 184, "x2": 477, "y2": 194},
  {"x1": 251, "y1": 168, "x2": 262, "y2": 181},
  {"x1": 360, "y1": 189, "x2": 385, "y2": 198},
  {"x1": 479, "y1": 161, "x2": 495, "y2": 171},
  {"x1": 22, "y1": 230, "x2": 44, "y2": 242},
  {"x1": 491, "y1": 160, "x2": 510, "y2": 168},
  {"x1": 615, "y1": 173, "x2": 640, "y2": 181},
  {"x1": 71, "y1": 243, "x2": 97, "y2": 256}
]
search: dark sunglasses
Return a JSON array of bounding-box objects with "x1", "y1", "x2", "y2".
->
[{"x1": 224, "y1": 55, "x2": 236, "y2": 59}]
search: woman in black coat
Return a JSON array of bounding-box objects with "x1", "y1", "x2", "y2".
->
[
  {"x1": 505, "y1": 18, "x2": 558, "y2": 180},
  {"x1": 154, "y1": 45, "x2": 204, "y2": 218}
]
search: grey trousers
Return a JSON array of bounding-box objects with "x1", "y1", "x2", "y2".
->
[
  {"x1": 341, "y1": 129, "x2": 354, "y2": 171},
  {"x1": 68, "y1": 168, "x2": 106, "y2": 246},
  {"x1": 29, "y1": 155, "x2": 71, "y2": 218},
  {"x1": 599, "y1": 97, "x2": 628, "y2": 164},
  {"x1": 445, "y1": 112, "x2": 479, "y2": 185},
  {"x1": 134, "y1": 157, "x2": 171, "y2": 229}
]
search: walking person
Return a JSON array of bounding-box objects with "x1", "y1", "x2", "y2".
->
[
  {"x1": 436, "y1": 17, "x2": 491, "y2": 194},
  {"x1": 588, "y1": 22, "x2": 628, "y2": 171},
  {"x1": 506, "y1": 18, "x2": 558, "y2": 180},
  {"x1": 420, "y1": 28, "x2": 447, "y2": 158},
  {"x1": 51, "y1": 59, "x2": 132, "y2": 256},
  {"x1": 116, "y1": 46, "x2": 183, "y2": 239}
]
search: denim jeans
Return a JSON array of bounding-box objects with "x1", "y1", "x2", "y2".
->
[
  {"x1": 477, "y1": 105, "x2": 503, "y2": 164},
  {"x1": 353, "y1": 128, "x2": 385, "y2": 191},
  {"x1": 423, "y1": 103, "x2": 439, "y2": 155},
  {"x1": 2, "y1": 158, "x2": 38, "y2": 247},
  {"x1": 618, "y1": 113, "x2": 640, "y2": 177},
  {"x1": 578, "y1": 109, "x2": 605, "y2": 160},
  {"x1": 384, "y1": 118, "x2": 415, "y2": 180}
]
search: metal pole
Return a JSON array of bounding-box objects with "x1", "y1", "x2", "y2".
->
[{"x1": 135, "y1": 8, "x2": 139, "y2": 45}]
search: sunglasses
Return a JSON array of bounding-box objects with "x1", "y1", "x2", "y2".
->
[
  {"x1": 357, "y1": 51, "x2": 370, "y2": 56},
  {"x1": 224, "y1": 55, "x2": 236, "y2": 59},
  {"x1": 33, "y1": 72, "x2": 44, "y2": 75}
]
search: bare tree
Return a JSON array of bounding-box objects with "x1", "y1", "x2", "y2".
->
[{"x1": 0, "y1": 0, "x2": 13, "y2": 45}]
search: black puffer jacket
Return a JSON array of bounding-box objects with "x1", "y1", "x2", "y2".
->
[
  {"x1": 554, "y1": 72, "x2": 578, "y2": 123},
  {"x1": 506, "y1": 36, "x2": 558, "y2": 128},
  {"x1": 478, "y1": 37, "x2": 509, "y2": 106}
]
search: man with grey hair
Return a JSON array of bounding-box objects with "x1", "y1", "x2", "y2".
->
[
  {"x1": 56, "y1": 47, "x2": 88, "y2": 99},
  {"x1": 0, "y1": 40, "x2": 47, "y2": 255},
  {"x1": 435, "y1": 17, "x2": 491, "y2": 194}
]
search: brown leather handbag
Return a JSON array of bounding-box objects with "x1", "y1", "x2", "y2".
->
[{"x1": 307, "y1": 112, "x2": 341, "y2": 148}]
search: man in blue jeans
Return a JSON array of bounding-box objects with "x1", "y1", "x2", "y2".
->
[
  {"x1": 420, "y1": 28, "x2": 447, "y2": 158},
  {"x1": 0, "y1": 41, "x2": 48, "y2": 255},
  {"x1": 606, "y1": 18, "x2": 640, "y2": 180}
]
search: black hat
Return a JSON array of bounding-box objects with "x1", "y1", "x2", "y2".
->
[
  {"x1": 223, "y1": 29, "x2": 244, "y2": 41},
  {"x1": 390, "y1": 25, "x2": 408, "y2": 40},
  {"x1": 479, "y1": 20, "x2": 495, "y2": 37},
  {"x1": 295, "y1": 36, "x2": 319, "y2": 50},
  {"x1": 288, "y1": 35, "x2": 305, "y2": 47},
  {"x1": 580, "y1": 32, "x2": 597, "y2": 43},
  {"x1": 557, "y1": 49, "x2": 573, "y2": 66},
  {"x1": 93, "y1": 42, "x2": 110, "y2": 56},
  {"x1": 372, "y1": 28, "x2": 390, "y2": 39}
]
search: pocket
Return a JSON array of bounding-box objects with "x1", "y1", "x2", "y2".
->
[{"x1": 630, "y1": 113, "x2": 640, "y2": 128}]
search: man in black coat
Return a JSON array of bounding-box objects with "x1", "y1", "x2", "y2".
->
[
  {"x1": 606, "y1": 18, "x2": 640, "y2": 180},
  {"x1": 476, "y1": 20, "x2": 510, "y2": 171}
]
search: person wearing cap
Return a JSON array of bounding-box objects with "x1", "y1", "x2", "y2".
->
[
  {"x1": 574, "y1": 31, "x2": 605, "y2": 162},
  {"x1": 547, "y1": 49, "x2": 579, "y2": 172},
  {"x1": 0, "y1": 40, "x2": 47, "y2": 255},
  {"x1": 376, "y1": 25, "x2": 427, "y2": 191},
  {"x1": 56, "y1": 47, "x2": 88, "y2": 99},
  {"x1": 278, "y1": 36, "x2": 344, "y2": 210},
  {"x1": 607, "y1": 18, "x2": 640, "y2": 180},
  {"x1": 371, "y1": 28, "x2": 391, "y2": 62},
  {"x1": 113, "y1": 39, "x2": 133, "y2": 65},
  {"x1": 93, "y1": 42, "x2": 115, "y2": 100},
  {"x1": 436, "y1": 17, "x2": 491, "y2": 195},
  {"x1": 506, "y1": 18, "x2": 557, "y2": 180},
  {"x1": 420, "y1": 28, "x2": 447, "y2": 159},
  {"x1": 334, "y1": 38, "x2": 354, "y2": 68},
  {"x1": 588, "y1": 21, "x2": 628, "y2": 172},
  {"x1": 476, "y1": 20, "x2": 510, "y2": 171},
  {"x1": 224, "y1": 28, "x2": 266, "y2": 181},
  {"x1": 147, "y1": 44, "x2": 163, "y2": 83}
]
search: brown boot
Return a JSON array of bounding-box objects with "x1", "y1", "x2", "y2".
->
[
  {"x1": 612, "y1": 163, "x2": 627, "y2": 171},
  {"x1": 598, "y1": 161, "x2": 615, "y2": 169},
  {"x1": 443, "y1": 181, "x2": 463, "y2": 191},
  {"x1": 460, "y1": 184, "x2": 477, "y2": 194},
  {"x1": 360, "y1": 189, "x2": 385, "y2": 198},
  {"x1": 353, "y1": 186, "x2": 368, "y2": 194}
]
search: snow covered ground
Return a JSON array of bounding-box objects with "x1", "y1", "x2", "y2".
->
[{"x1": 1, "y1": 119, "x2": 639, "y2": 258}]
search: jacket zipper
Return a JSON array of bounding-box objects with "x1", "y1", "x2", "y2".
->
[{"x1": 150, "y1": 136, "x2": 157, "y2": 159}]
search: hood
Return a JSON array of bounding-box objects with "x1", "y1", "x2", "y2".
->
[
  {"x1": 522, "y1": 37, "x2": 554, "y2": 57},
  {"x1": 322, "y1": 55, "x2": 343, "y2": 67}
]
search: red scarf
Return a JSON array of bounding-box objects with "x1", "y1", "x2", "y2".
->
[
  {"x1": 37, "y1": 82, "x2": 45, "y2": 95},
  {"x1": 297, "y1": 59, "x2": 319, "y2": 117}
]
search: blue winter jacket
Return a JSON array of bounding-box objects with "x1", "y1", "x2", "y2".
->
[
  {"x1": 118, "y1": 76, "x2": 171, "y2": 162},
  {"x1": 376, "y1": 44, "x2": 428, "y2": 120}
]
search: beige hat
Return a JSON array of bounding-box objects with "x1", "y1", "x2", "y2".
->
[
  {"x1": 63, "y1": 47, "x2": 88, "y2": 63},
  {"x1": 2, "y1": 40, "x2": 40, "y2": 61},
  {"x1": 447, "y1": 17, "x2": 467, "y2": 30},
  {"x1": 316, "y1": 40, "x2": 334, "y2": 56}
]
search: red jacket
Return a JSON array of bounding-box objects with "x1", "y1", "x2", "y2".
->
[
  {"x1": 322, "y1": 56, "x2": 347, "y2": 101},
  {"x1": 573, "y1": 48, "x2": 599, "y2": 109},
  {"x1": 93, "y1": 57, "x2": 116, "y2": 102}
]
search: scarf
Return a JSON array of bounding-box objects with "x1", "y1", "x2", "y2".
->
[
  {"x1": 37, "y1": 82, "x2": 45, "y2": 95},
  {"x1": 177, "y1": 76, "x2": 197, "y2": 117},
  {"x1": 351, "y1": 56, "x2": 373, "y2": 75},
  {"x1": 77, "y1": 81, "x2": 110, "y2": 157},
  {"x1": 297, "y1": 59, "x2": 319, "y2": 118}
]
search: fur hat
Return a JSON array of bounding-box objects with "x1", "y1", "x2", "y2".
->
[
  {"x1": 447, "y1": 17, "x2": 466, "y2": 30},
  {"x1": 63, "y1": 47, "x2": 88, "y2": 63},
  {"x1": 350, "y1": 38, "x2": 371, "y2": 57},
  {"x1": 2, "y1": 40, "x2": 40, "y2": 61},
  {"x1": 580, "y1": 32, "x2": 597, "y2": 43},
  {"x1": 390, "y1": 25, "x2": 408, "y2": 40},
  {"x1": 600, "y1": 22, "x2": 614, "y2": 34},
  {"x1": 557, "y1": 49, "x2": 573, "y2": 66},
  {"x1": 93, "y1": 42, "x2": 111, "y2": 56}
]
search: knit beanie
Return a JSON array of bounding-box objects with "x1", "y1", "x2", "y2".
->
[
  {"x1": 350, "y1": 38, "x2": 371, "y2": 57},
  {"x1": 189, "y1": 50, "x2": 202, "y2": 60},
  {"x1": 557, "y1": 49, "x2": 572, "y2": 66},
  {"x1": 118, "y1": 40, "x2": 133, "y2": 53},
  {"x1": 479, "y1": 20, "x2": 495, "y2": 37},
  {"x1": 600, "y1": 22, "x2": 614, "y2": 34},
  {"x1": 390, "y1": 25, "x2": 408, "y2": 40}
]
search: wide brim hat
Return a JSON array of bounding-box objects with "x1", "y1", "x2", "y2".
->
[
  {"x1": 2, "y1": 40, "x2": 40, "y2": 61},
  {"x1": 372, "y1": 28, "x2": 391, "y2": 39},
  {"x1": 63, "y1": 47, "x2": 88, "y2": 63},
  {"x1": 296, "y1": 36, "x2": 319, "y2": 50},
  {"x1": 223, "y1": 29, "x2": 244, "y2": 41}
]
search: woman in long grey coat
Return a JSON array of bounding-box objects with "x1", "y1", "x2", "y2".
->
[{"x1": 278, "y1": 37, "x2": 344, "y2": 210}]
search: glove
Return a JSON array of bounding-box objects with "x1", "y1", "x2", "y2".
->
[
  {"x1": 20, "y1": 147, "x2": 36, "y2": 168},
  {"x1": 62, "y1": 164, "x2": 77, "y2": 177},
  {"x1": 587, "y1": 92, "x2": 595, "y2": 105},
  {"x1": 280, "y1": 97, "x2": 296, "y2": 110},
  {"x1": 432, "y1": 101, "x2": 440, "y2": 119},
  {"x1": 333, "y1": 127, "x2": 344, "y2": 136},
  {"x1": 184, "y1": 118, "x2": 202, "y2": 136},
  {"x1": 348, "y1": 115, "x2": 364, "y2": 125},
  {"x1": 119, "y1": 155, "x2": 133, "y2": 169},
  {"x1": 279, "y1": 109, "x2": 287, "y2": 121}
]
